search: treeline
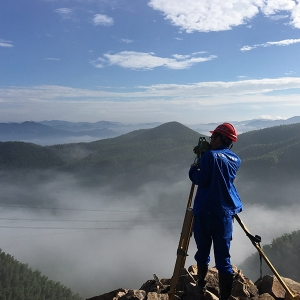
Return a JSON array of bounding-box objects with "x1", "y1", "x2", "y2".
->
[
  {"x1": 0, "y1": 142, "x2": 63, "y2": 169},
  {"x1": 232, "y1": 123, "x2": 300, "y2": 207},
  {"x1": 239, "y1": 230, "x2": 300, "y2": 282},
  {"x1": 0, "y1": 249, "x2": 83, "y2": 300},
  {"x1": 234, "y1": 122, "x2": 300, "y2": 163}
]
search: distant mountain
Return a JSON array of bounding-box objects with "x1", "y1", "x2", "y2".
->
[
  {"x1": 189, "y1": 116, "x2": 300, "y2": 135},
  {"x1": 2, "y1": 116, "x2": 299, "y2": 146},
  {"x1": 0, "y1": 121, "x2": 162, "y2": 145},
  {"x1": 0, "y1": 121, "x2": 67, "y2": 137},
  {"x1": 39, "y1": 120, "x2": 123, "y2": 131},
  {"x1": 244, "y1": 116, "x2": 300, "y2": 128}
]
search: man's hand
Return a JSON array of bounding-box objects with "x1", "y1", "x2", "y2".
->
[{"x1": 190, "y1": 163, "x2": 199, "y2": 169}]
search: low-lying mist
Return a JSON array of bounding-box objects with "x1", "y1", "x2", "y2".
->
[{"x1": 0, "y1": 167, "x2": 300, "y2": 298}]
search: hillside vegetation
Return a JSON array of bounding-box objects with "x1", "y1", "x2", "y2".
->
[
  {"x1": 234, "y1": 122, "x2": 300, "y2": 172},
  {"x1": 0, "y1": 142, "x2": 63, "y2": 169},
  {"x1": 49, "y1": 121, "x2": 201, "y2": 167},
  {"x1": 228, "y1": 122, "x2": 300, "y2": 206},
  {"x1": 0, "y1": 249, "x2": 83, "y2": 300}
]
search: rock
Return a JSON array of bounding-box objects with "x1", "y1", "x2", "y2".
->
[
  {"x1": 205, "y1": 290, "x2": 219, "y2": 300},
  {"x1": 256, "y1": 275, "x2": 286, "y2": 299},
  {"x1": 86, "y1": 266, "x2": 300, "y2": 300},
  {"x1": 232, "y1": 269, "x2": 259, "y2": 298},
  {"x1": 187, "y1": 265, "x2": 197, "y2": 276},
  {"x1": 256, "y1": 275, "x2": 300, "y2": 300},
  {"x1": 140, "y1": 279, "x2": 170, "y2": 294},
  {"x1": 232, "y1": 279, "x2": 251, "y2": 298},
  {"x1": 86, "y1": 288, "x2": 128, "y2": 300},
  {"x1": 147, "y1": 292, "x2": 169, "y2": 300},
  {"x1": 256, "y1": 293, "x2": 275, "y2": 300},
  {"x1": 114, "y1": 291, "x2": 129, "y2": 300},
  {"x1": 184, "y1": 288, "x2": 218, "y2": 300},
  {"x1": 282, "y1": 277, "x2": 300, "y2": 296},
  {"x1": 205, "y1": 267, "x2": 220, "y2": 297},
  {"x1": 118, "y1": 290, "x2": 146, "y2": 300},
  {"x1": 140, "y1": 280, "x2": 160, "y2": 293}
]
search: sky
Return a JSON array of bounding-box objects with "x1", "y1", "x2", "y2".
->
[{"x1": 1, "y1": 0, "x2": 300, "y2": 124}]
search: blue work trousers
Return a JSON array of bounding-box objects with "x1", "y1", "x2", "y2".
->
[{"x1": 193, "y1": 214, "x2": 233, "y2": 274}]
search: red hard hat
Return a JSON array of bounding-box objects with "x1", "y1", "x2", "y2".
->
[{"x1": 210, "y1": 122, "x2": 238, "y2": 142}]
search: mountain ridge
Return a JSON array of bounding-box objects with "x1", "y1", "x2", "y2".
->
[
  {"x1": 2, "y1": 116, "x2": 300, "y2": 146},
  {"x1": 1, "y1": 121, "x2": 300, "y2": 201}
]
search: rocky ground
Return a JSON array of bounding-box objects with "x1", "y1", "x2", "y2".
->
[{"x1": 86, "y1": 265, "x2": 300, "y2": 300}]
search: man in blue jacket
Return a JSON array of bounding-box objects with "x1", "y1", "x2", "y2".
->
[{"x1": 189, "y1": 122, "x2": 243, "y2": 300}]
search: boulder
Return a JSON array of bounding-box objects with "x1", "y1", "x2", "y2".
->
[
  {"x1": 256, "y1": 275, "x2": 300, "y2": 300},
  {"x1": 86, "y1": 288, "x2": 128, "y2": 300},
  {"x1": 147, "y1": 292, "x2": 169, "y2": 300},
  {"x1": 282, "y1": 277, "x2": 300, "y2": 296},
  {"x1": 118, "y1": 290, "x2": 146, "y2": 300},
  {"x1": 256, "y1": 293, "x2": 276, "y2": 300},
  {"x1": 256, "y1": 275, "x2": 286, "y2": 299}
]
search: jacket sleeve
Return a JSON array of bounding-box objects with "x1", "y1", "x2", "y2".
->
[{"x1": 189, "y1": 151, "x2": 212, "y2": 186}]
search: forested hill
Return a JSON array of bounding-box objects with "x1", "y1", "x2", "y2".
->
[
  {"x1": 234, "y1": 122, "x2": 300, "y2": 162},
  {"x1": 234, "y1": 122, "x2": 300, "y2": 180},
  {"x1": 0, "y1": 121, "x2": 200, "y2": 169},
  {"x1": 0, "y1": 122, "x2": 202, "y2": 188},
  {"x1": 232, "y1": 122, "x2": 300, "y2": 207},
  {"x1": 1, "y1": 121, "x2": 300, "y2": 201},
  {"x1": 2, "y1": 121, "x2": 300, "y2": 175},
  {"x1": 0, "y1": 249, "x2": 83, "y2": 300},
  {"x1": 0, "y1": 141, "x2": 63, "y2": 168}
]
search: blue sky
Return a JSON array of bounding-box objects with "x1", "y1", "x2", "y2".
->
[{"x1": 1, "y1": 0, "x2": 300, "y2": 124}]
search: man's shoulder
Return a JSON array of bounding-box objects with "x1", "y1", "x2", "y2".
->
[{"x1": 212, "y1": 147, "x2": 241, "y2": 162}]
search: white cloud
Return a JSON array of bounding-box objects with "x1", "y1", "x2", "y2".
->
[
  {"x1": 54, "y1": 8, "x2": 74, "y2": 19},
  {"x1": 148, "y1": 0, "x2": 259, "y2": 32},
  {"x1": 0, "y1": 39, "x2": 13, "y2": 48},
  {"x1": 1, "y1": 77, "x2": 300, "y2": 103},
  {"x1": 291, "y1": 1, "x2": 300, "y2": 27},
  {"x1": 268, "y1": 14, "x2": 289, "y2": 20},
  {"x1": 1, "y1": 78, "x2": 300, "y2": 124},
  {"x1": 92, "y1": 14, "x2": 114, "y2": 26},
  {"x1": 258, "y1": 0, "x2": 296, "y2": 15},
  {"x1": 92, "y1": 51, "x2": 217, "y2": 70},
  {"x1": 148, "y1": 0, "x2": 300, "y2": 32},
  {"x1": 137, "y1": 77, "x2": 300, "y2": 98},
  {"x1": 44, "y1": 58, "x2": 61, "y2": 61},
  {"x1": 265, "y1": 38, "x2": 300, "y2": 46},
  {"x1": 120, "y1": 38, "x2": 134, "y2": 43},
  {"x1": 285, "y1": 70, "x2": 296, "y2": 75},
  {"x1": 258, "y1": 115, "x2": 284, "y2": 120},
  {"x1": 241, "y1": 38, "x2": 300, "y2": 51},
  {"x1": 240, "y1": 45, "x2": 254, "y2": 51}
]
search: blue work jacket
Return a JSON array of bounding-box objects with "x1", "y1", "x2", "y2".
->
[{"x1": 189, "y1": 146, "x2": 243, "y2": 216}]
